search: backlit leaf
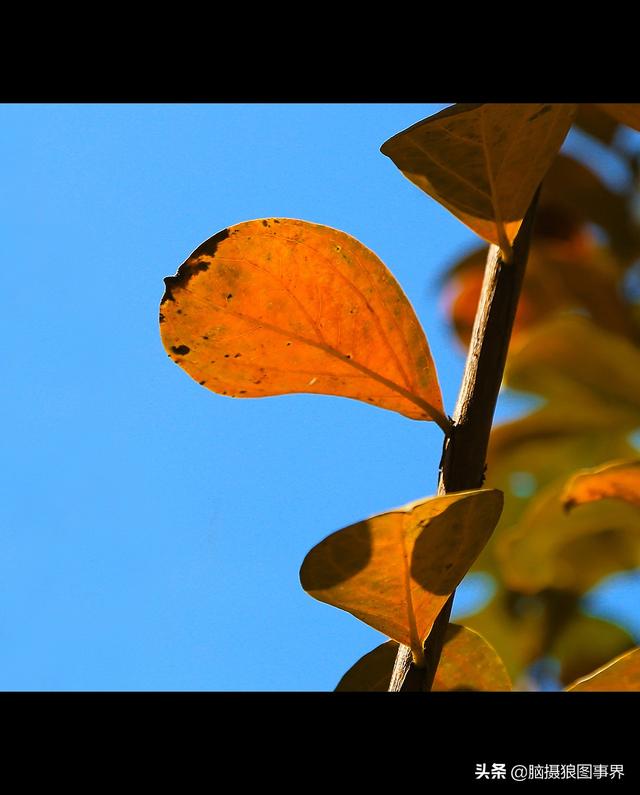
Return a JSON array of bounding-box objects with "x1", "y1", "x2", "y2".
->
[
  {"x1": 300, "y1": 490, "x2": 503, "y2": 662},
  {"x1": 596, "y1": 104, "x2": 640, "y2": 132},
  {"x1": 381, "y1": 103, "x2": 575, "y2": 252},
  {"x1": 497, "y1": 478, "x2": 640, "y2": 594},
  {"x1": 566, "y1": 647, "x2": 640, "y2": 691},
  {"x1": 160, "y1": 218, "x2": 447, "y2": 427},
  {"x1": 335, "y1": 624, "x2": 511, "y2": 691},
  {"x1": 563, "y1": 460, "x2": 640, "y2": 511}
]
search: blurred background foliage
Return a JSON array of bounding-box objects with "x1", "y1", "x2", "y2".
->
[{"x1": 441, "y1": 105, "x2": 640, "y2": 689}]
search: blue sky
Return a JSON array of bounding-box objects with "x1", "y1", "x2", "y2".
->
[{"x1": 2, "y1": 104, "x2": 638, "y2": 690}]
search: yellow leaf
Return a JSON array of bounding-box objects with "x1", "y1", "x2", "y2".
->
[
  {"x1": 566, "y1": 647, "x2": 640, "y2": 691},
  {"x1": 497, "y1": 479, "x2": 640, "y2": 594},
  {"x1": 335, "y1": 624, "x2": 511, "y2": 691},
  {"x1": 563, "y1": 460, "x2": 640, "y2": 511},
  {"x1": 431, "y1": 624, "x2": 511, "y2": 691},
  {"x1": 160, "y1": 219, "x2": 447, "y2": 428},
  {"x1": 300, "y1": 490, "x2": 503, "y2": 663},
  {"x1": 596, "y1": 104, "x2": 640, "y2": 132},
  {"x1": 381, "y1": 103, "x2": 575, "y2": 252}
]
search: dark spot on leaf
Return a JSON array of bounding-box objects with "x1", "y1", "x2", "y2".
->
[
  {"x1": 239, "y1": 390, "x2": 246, "y2": 394},
  {"x1": 176, "y1": 309, "x2": 182, "y2": 315},
  {"x1": 262, "y1": 220, "x2": 268, "y2": 227},
  {"x1": 159, "y1": 313, "x2": 165, "y2": 323},
  {"x1": 199, "y1": 380, "x2": 206, "y2": 385},
  {"x1": 171, "y1": 345, "x2": 190, "y2": 356},
  {"x1": 161, "y1": 228, "x2": 230, "y2": 303},
  {"x1": 224, "y1": 354, "x2": 230, "y2": 358},
  {"x1": 346, "y1": 354, "x2": 351, "y2": 359},
  {"x1": 528, "y1": 105, "x2": 552, "y2": 122},
  {"x1": 286, "y1": 341, "x2": 292, "y2": 346},
  {"x1": 335, "y1": 245, "x2": 341, "y2": 252},
  {"x1": 274, "y1": 219, "x2": 280, "y2": 224},
  {"x1": 190, "y1": 227, "x2": 230, "y2": 259},
  {"x1": 233, "y1": 353, "x2": 241, "y2": 358},
  {"x1": 202, "y1": 335, "x2": 209, "y2": 340},
  {"x1": 226, "y1": 293, "x2": 233, "y2": 300}
]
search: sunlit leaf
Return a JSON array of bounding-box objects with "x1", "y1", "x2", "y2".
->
[
  {"x1": 563, "y1": 460, "x2": 640, "y2": 512},
  {"x1": 497, "y1": 478, "x2": 640, "y2": 594},
  {"x1": 335, "y1": 624, "x2": 511, "y2": 691},
  {"x1": 300, "y1": 490, "x2": 503, "y2": 662},
  {"x1": 597, "y1": 104, "x2": 640, "y2": 133},
  {"x1": 381, "y1": 103, "x2": 575, "y2": 252},
  {"x1": 431, "y1": 624, "x2": 511, "y2": 691},
  {"x1": 566, "y1": 647, "x2": 640, "y2": 691},
  {"x1": 160, "y1": 218, "x2": 447, "y2": 427}
]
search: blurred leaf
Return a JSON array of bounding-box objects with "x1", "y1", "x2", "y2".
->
[
  {"x1": 540, "y1": 154, "x2": 640, "y2": 262},
  {"x1": 335, "y1": 624, "x2": 511, "y2": 691},
  {"x1": 505, "y1": 315, "x2": 640, "y2": 418},
  {"x1": 485, "y1": 418, "x2": 635, "y2": 536},
  {"x1": 575, "y1": 104, "x2": 619, "y2": 145},
  {"x1": 552, "y1": 612, "x2": 634, "y2": 687},
  {"x1": 563, "y1": 460, "x2": 640, "y2": 511},
  {"x1": 381, "y1": 103, "x2": 575, "y2": 251},
  {"x1": 497, "y1": 478, "x2": 640, "y2": 594},
  {"x1": 597, "y1": 104, "x2": 640, "y2": 133},
  {"x1": 462, "y1": 588, "x2": 552, "y2": 683},
  {"x1": 463, "y1": 588, "x2": 634, "y2": 687},
  {"x1": 160, "y1": 218, "x2": 447, "y2": 426},
  {"x1": 443, "y1": 238, "x2": 634, "y2": 349},
  {"x1": 566, "y1": 647, "x2": 640, "y2": 691},
  {"x1": 300, "y1": 490, "x2": 503, "y2": 662}
]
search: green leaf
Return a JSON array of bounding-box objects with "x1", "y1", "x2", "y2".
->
[
  {"x1": 335, "y1": 624, "x2": 511, "y2": 691},
  {"x1": 300, "y1": 490, "x2": 503, "y2": 663}
]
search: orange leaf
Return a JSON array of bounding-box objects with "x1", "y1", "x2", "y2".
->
[
  {"x1": 300, "y1": 489, "x2": 503, "y2": 663},
  {"x1": 566, "y1": 647, "x2": 640, "y2": 691},
  {"x1": 160, "y1": 219, "x2": 447, "y2": 427},
  {"x1": 563, "y1": 460, "x2": 640, "y2": 511},
  {"x1": 335, "y1": 625, "x2": 511, "y2": 691},
  {"x1": 381, "y1": 103, "x2": 575, "y2": 254},
  {"x1": 596, "y1": 104, "x2": 640, "y2": 132}
]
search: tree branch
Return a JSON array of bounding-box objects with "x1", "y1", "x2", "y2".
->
[{"x1": 389, "y1": 195, "x2": 540, "y2": 691}]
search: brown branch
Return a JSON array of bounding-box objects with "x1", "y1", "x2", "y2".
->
[{"x1": 389, "y1": 195, "x2": 540, "y2": 691}]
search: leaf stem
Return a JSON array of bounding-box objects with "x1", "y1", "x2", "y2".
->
[{"x1": 388, "y1": 188, "x2": 541, "y2": 691}]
